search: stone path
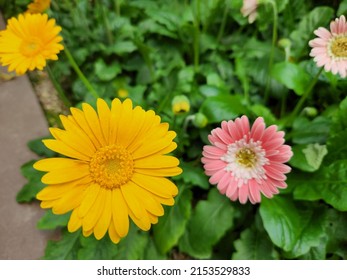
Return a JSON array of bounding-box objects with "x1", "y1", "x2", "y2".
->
[{"x1": 0, "y1": 13, "x2": 58, "y2": 259}]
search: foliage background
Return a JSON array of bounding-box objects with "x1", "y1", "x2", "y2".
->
[{"x1": 2, "y1": 0, "x2": 347, "y2": 259}]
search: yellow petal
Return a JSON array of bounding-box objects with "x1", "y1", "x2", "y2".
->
[
  {"x1": 60, "y1": 115, "x2": 96, "y2": 152},
  {"x1": 97, "y1": 98, "x2": 111, "y2": 144},
  {"x1": 131, "y1": 131, "x2": 176, "y2": 159},
  {"x1": 112, "y1": 188, "x2": 129, "y2": 238},
  {"x1": 153, "y1": 196, "x2": 175, "y2": 206},
  {"x1": 134, "y1": 155, "x2": 179, "y2": 169},
  {"x1": 128, "y1": 208, "x2": 151, "y2": 231},
  {"x1": 83, "y1": 188, "x2": 106, "y2": 232},
  {"x1": 68, "y1": 207, "x2": 82, "y2": 232},
  {"x1": 70, "y1": 107, "x2": 102, "y2": 149},
  {"x1": 78, "y1": 183, "x2": 100, "y2": 218},
  {"x1": 130, "y1": 184, "x2": 164, "y2": 216},
  {"x1": 34, "y1": 157, "x2": 86, "y2": 172},
  {"x1": 131, "y1": 173, "x2": 178, "y2": 197},
  {"x1": 40, "y1": 199, "x2": 55, "y2": 209},
  {"x1": 52, "y1": 185, "x2": 87, "y2": 214},
  {"x1": 108, "y1": 98, "x2": 122, "y2": 144},
  {"x1": 41, "y1": 164, "x2": 90, "y2": 184},
  {"x1": 43, "y1": 139, "x2": 90, "y2": 161},
  {"x1": 83, "y1": 229, "x2": 93, "y2": 237},
  {"x1": 108, "y1": 219, "x2": 121, "y2": 244},
  {"x1": 148, "y1": 212, "x2": 159, "y2": 224},
  {"x1": 134, "y1": 166, "x2": 182, "y2": 177},
  {"x1": 82, "y1": 103, "x2": 107, "y2": 147},
  {"x1": 94, "y1": 189, "x2": 112, "y2": 240},
  {"x1": 121, "y1": 181, "x2": 147, "y2": 219}
]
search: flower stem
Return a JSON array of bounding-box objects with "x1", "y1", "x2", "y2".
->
[
  {"x1": 216, "y1": 2, "x2": 229, "y2": 44},
  {"x1": 288, "y1": 67, "x2": 323, "y2": 123},
  {"x1": 264, "y1": 0, "x2": 278, "y2": 103},
  {"x1": 46, "y1": 64, "x2": 71, "y2": 108},
  {"x1": 193, "y1": 0, "x2": 201, "y2": 72},
  {"x1": 63, "y1": 45, "x2": 99, "y2": 99}
]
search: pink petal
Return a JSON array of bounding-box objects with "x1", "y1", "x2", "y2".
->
[
  {"x1": 314, "y1": 27, "x2": 332, "y2": 40},
  {"x1": 250, "y1": 117, "x2": 265, "y2": 141}
]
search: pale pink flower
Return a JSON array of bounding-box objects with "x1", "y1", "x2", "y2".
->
[
  {"x1": 309, "y1": 15, "x2": 347, "y2": 78},
  {"x1": 202, "y1": 116, "x2": 293, "y2": 204},
  {"x1": 241, "y1": 0, "x2": 258, "y2": 24}
]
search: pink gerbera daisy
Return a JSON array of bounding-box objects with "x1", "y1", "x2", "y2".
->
[
  {"x1": 201, "y1": 116, "x2": 293, "y2": 204},
  {"x1": 241, "y1": 0, "x2": 258, "y2": 24},
  {"x1": 309, "y1": 15, "x2": 347, "y2": 78}
]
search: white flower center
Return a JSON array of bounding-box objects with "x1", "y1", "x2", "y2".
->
[
  {"x1": 221, "y1": 137, "x2": 269, "y2": 187},
  {"x1": 328, "y1": 35, "x2": 347, "y2": 60}
]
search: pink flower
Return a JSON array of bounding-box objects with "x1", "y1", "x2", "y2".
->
[
  {"x1": 309, "y1": 15, "x2": 347, "y2": 78},
  {"x1": 202, "y1": 116, "x2": 293, "y2": 204},
  {"x1": 241, "y1": 0, "x2": 258, "y2": 24}
]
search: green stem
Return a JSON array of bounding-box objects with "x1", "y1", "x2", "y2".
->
[
  {"x1": 98, "y1": 0, "x2": 114, "y2": 44},
  {"x1": 46, "y1": 64, "x2": 71, "y2": 108},
  {"x1": 216, "y1": 2, "x2": 229, "y2": 44},
  {"x1": 114, "y1": 0, "x2": 120, "y2": 16},
  {"x1": 289, "y1": 67, "x2": 323, "y2": 123},
  {"x1": 264, "y1": 0, "x2": 278, "y2": 103},
  {"x1": 63, "y1": 45, "x2": 99, "y2": 99},
  {"x1": 193, "y1": 0, "x2": 201, "y2": 71}
]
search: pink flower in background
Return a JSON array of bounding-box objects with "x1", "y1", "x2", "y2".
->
[
  {"x1": 241, "y1": 0, "x2": 258, "y2": 24},
  {"x1": 309, "y1": 15, "x2": 347, "y2": 78},
  {"x1": 202, "y1": 116, "x2": 292, "y2": 204}
]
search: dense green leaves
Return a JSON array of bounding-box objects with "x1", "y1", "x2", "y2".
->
[
  {"x1": 271, "y1": 62, "x2": 311, "y2": 95},
  {"x1": 16, "y1": 160, "x2": 45, "y2": 203},
  {"x1": 153, "y1": 188, "x2": 192, "y2": 254},
  {"x1": 293, "y1": 160, "x2": 347, "y2": 211},
  {"x1": 290, "y1": 144, "x2": 327, "y2": 172},
  {"x1": 37, "y1": 210, "x2": 70, "y2": 230},
  {"x1": 200, "y1": 95, "x2": 248, "y2": 124},
  {"x1": 179, "y1": 189, "x2": 235, "y2": 259}
]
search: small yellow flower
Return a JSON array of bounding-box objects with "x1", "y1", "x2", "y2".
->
[
  {"x1": 0, "y1": 13, "x2": 64, "y2": 75},
  {"x1": 27, "y1": 0, "x2": 51, "y2": 14},
  {"x1": 117, "y1": 88, "x2": 129, "y2": 98},
  {"x1": 172, "y1": 95, "x2": 190, "y2": 115},
  {"x1": 34, "y1": 98, "x2": 182, "y2": 244}
]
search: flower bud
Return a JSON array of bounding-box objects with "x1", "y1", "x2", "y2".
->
[
  {"x1": 172, "y1": 95, "x2": 190, "y2": 115},
  {"x1": 193, "y1": 112, "x2": 208, "y2": 128},
  {"x1": 117, "y1": 88, "x2": 129, "y2": 98}
]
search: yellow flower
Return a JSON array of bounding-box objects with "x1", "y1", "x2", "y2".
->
[
  {"x1": 0, "y1": 13, "x2": 63, "y2": 75},
  {"x1": 172, "y1": 95, "x2": 190, "y2": 115},
  {"x1": 117, "y1": 88, "x2": 129, "y2": 98},
  {"x1": 34, "y1": 98, "x2": 182, "y2": 244},
  {"x1": 27, "y1": 0, "x2": 51, "y2": 14}
]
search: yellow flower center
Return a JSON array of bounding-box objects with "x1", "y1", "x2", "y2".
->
[
  {"x1": 236, "y1": 148, "x2": 256, "y2": 168},
  {"x1": 330, "y1": 36, "x2": 347, "y2": 59},
  {"x1": 90, "y1": 145, "x2": 134, "y2": 189},
  {"x1": 20, "y1": 37, "x2": 43, "y2": 57}
]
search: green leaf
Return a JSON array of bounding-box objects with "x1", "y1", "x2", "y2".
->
[
  {"x1": 232, "y1": 227, "x2": 278, "y2": 260},
  {"x1": 259, "y1": 196, "x2": 303, "y2": 252},
  {"x1": 94, "y1": 59, "x2": 121, "y2": 81},
  {"x1": 290, "y1": 7, "x2": 334, "y2": 58},
  {"x1": 105, "y1": 41, "x2": 137, "y2": 55},
  {"x1": 293, "y1": 160, "x2": 347, "y2": 211},
  {"x1": 200, "y1": 95, "x2": 248, "y2": 124},
  {"x1": 199, "y1": 85, "x2": 228, "y2": 97},
  {"x1": 153, "y1": 188, "x2": 192, "y2": 254},
  {"x1": 179, "y1": 189, "x2": 235, "y2": 259},
  {"x1": 113, "y1": 224, "x2": 148, "y2": 259},
  {"x1": 290, "y1": 144, "x2": 327, "y2": 172},
  {"x1": 27, "y1": 137, "x2": 56, "y2": 157},
  {"x1": 144, "y1": 239, "x2": 167, "y2": 260},
  {"x1": 37, "y1": 209, "x2": 70, "y2": 230},
  {"x1": 16, "y1": 160, "x2": 45, "y2": 203},
  {"x1": 44, "y1": 229, "x2": 81, "y2": 260},
  {"x1": 338, "y1": 0, "x2": 347, "y2": 16},
  {"x1": 78, "y1": 235, "x2": 119, "y2": 260},
  {"x1": 177, "y1": 161, "x2": 209, "y2": 189},
  {"x1": 250, "y1": 104, "x2": 277, "y2": 125},
  {"x1": 271, "y1": 62, "x2": 311, "y2": 95},
  {"x1": 291, "y1": 116, "x2": 331, "y2": 145},
  {"x1": 325, "y1": 210, "x2": 347, "y2": 259},
  {"x1": 289, "y1": 207, "x2": 327, "y2": 258}
]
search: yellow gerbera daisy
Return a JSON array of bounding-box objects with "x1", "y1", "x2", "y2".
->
[
  {"x1": 27, "y1": 0, "x2": 51, "y2": 14},
  {"x1": 0, "y1": 13, "x2": 63, "y2": 75},
  {"x1": 34, "y1": 98, "x2": 182, "y2": 244}
]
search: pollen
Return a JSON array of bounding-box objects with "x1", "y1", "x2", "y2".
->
[
  {"x1": 20, "y1": 37, "x2": 42, "y2": 57},
  {"x1": 236, "y1": 148, "x2": 257, "y2": 168},
  {"x1": 329, "y1": 36, "x2": 347, "y2": 59},
  {"x1": 90, "y1": 144, "x2": 134, "y2": 189}
]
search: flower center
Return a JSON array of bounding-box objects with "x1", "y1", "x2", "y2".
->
[
  {"x1": 90, "y1": 144, "x2": 134, "y2": 189},
  {"x1": 329, "y1": 36, "x2": 347, "y2": 59},
  {"x1": 20, "y1": 37, "x2": 42, "y2": 57},
  {"x1": 221, "y1": 137, "x2": 269, "y2": 186},
  {"x1": 235, "y1": 148, "x2": 257, "y2": 168}
]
